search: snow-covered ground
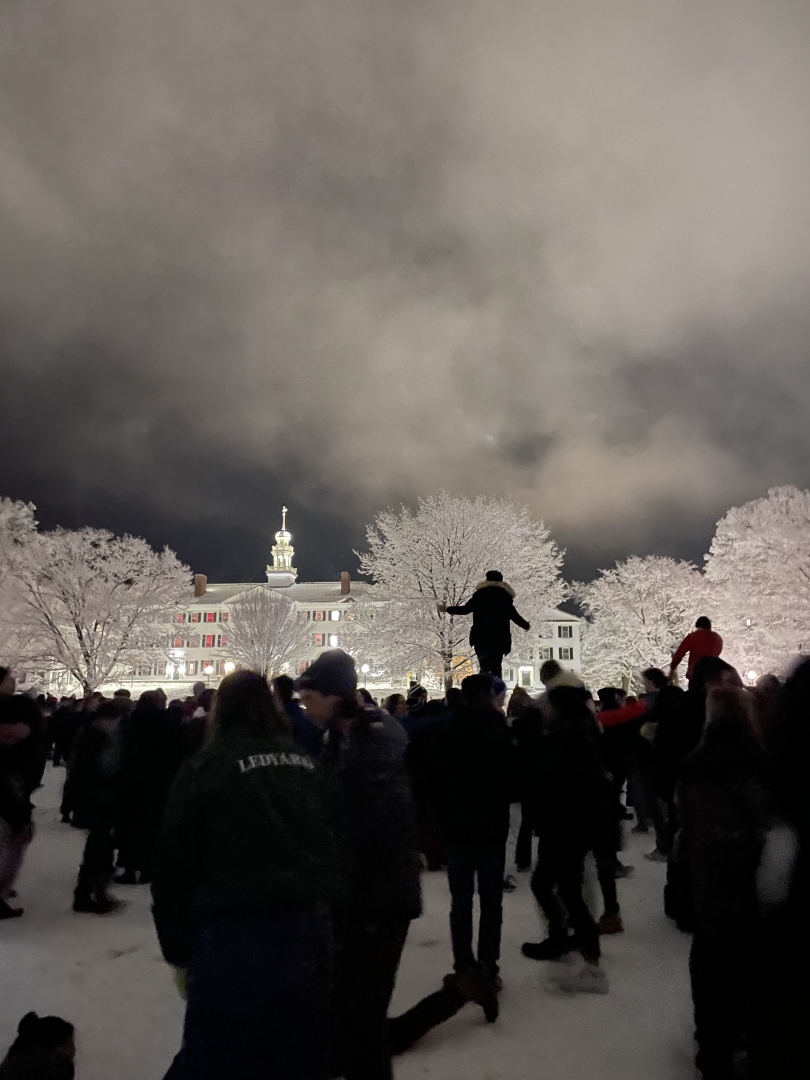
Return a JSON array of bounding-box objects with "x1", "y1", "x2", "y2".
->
[{"x1": 1, "y1": 767, "x2": 696, "y2": 1079}]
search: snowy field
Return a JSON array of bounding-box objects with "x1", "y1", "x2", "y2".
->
[{"x1": 1, "y1": 766, "x2": 696, "y2": 1080}]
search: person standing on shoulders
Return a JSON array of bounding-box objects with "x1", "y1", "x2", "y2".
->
[
  {"x1": 438, "y1": 570, "x2": 531, "y2": 678},
  {"x1": 670, "y1": 618, "x2": 723, "y2": 685}
]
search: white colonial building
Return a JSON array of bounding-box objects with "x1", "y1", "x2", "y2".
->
[{"x1": 104, "y1": 509, "x2": 580, "y2": 698}]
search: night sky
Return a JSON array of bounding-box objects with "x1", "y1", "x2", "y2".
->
[{"x1": 3, "y1": 1, "x2": 810, "y2": 584}]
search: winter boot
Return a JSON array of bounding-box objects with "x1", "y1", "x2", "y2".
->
[
  {"x1": 502, "y1": 874, "x2": 518, "y2": 893},
  {"x1": 554, "y1": 962, "x2": 609, "y2": 995},
  {"x1": 456, "y1": 964, "x2": 500, "y2": 1023},
  {"x1": 0, "y1": 897, "x2": 23, "y2": 920},
  {"x1": 597, "y1": 911, "x2": 624, "y2": 935},
  {"x1": 522, "y1": 935, "x2": 573, "y2": 961},
  {"x1": 388, "y1": 975, "x2": 471, "y2": 1055}
]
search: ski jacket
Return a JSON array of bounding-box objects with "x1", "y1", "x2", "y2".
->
[{"x1": 445, "y1": 580, "x2": 530, "y2": 654}]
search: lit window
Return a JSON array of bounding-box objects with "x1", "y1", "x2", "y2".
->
[
  {"x1": 154, "y1": 662, "x2": 167, "y2": 677},
  {"x1": 330, "y1": 610, "x2": 340, "y2": 621},
  {"x1": 204, "y1": 613, "x2": 217, "y2": 623},
  {"x1": 185, "y1": 661, "x2": 199, "y2": 676},
  {"x1": 175, "y1": 613, "x2": 186, "y2": 623},
  {"x1": 559, "y1": 647, "x2": 574, "y2": 661},
  {"x1": 203, "y1": 634, "x2": 215, "y2": 648},
  {"x1": 328, "y1": 634, "x2": 338, "y2": 647},
  {"x1": 173, "y1": 636, "x2": 184, "y2": 649},
  {"x1": 298, "y1": 661, "x2": 308, "y2": 675},
  {"x1": 315, "y1": 633, "x2": 325, "y2": 647},
  {"x1": 219, "y1": 634, "x2": 228, "y2": 647},
  {"x1": 190, "y1": 613, "x2": 201, "y2": 624},
  {"x1": 315, "y1": 611, "x2": 324, "y2": 622},
  {"x1": 220, "y1": 612, "x2": 229, "y2": 623},
  {"x1": 558, "y1": 625, "x2": 573, "y2": 639}
]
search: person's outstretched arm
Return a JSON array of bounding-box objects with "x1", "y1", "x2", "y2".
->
[
  {"x1": 510, "y1": 605, "x2": 530, "y2": 631},
  {"x1": 669, "y1": 633, "x2": 691, "y2": 673},
  {"x1": 443, "y1": 597, "x2": 474, "y2": 616}
]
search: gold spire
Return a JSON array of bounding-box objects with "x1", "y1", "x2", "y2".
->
[{"x1": 267, "y1": 505, "x2": 297, "y2": 584}]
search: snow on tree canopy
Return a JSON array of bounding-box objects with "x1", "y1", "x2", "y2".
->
[
  {"x1": 705, "y1": 485, "x2": 810, "y2": 677},
  {"x1": 576, "y1": 556, "x2": 707, "y2": 688},
  {"x1": 353, "y1": 491, "x2": 566, "y2": 683}
]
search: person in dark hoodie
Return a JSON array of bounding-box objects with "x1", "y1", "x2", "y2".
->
[
  {"x1": 674, "y1": 687, "x2": 775, "y2": 1080},
  {"x1": 438, "y1": 570, "x2": 531, "y2": 678},
  {"x1": 152, "y1": 670, "x2": 338, "y2": 1080},
  {"x1": 114, "y1": 690, "x2": 184, "y2": 885},
  {"x1": 69, "y1": 698, "x2": 129, "y2": 915},
  {"x1": 0, "y1": 1013, "x2": 75, "y2": 1080},
  {"x1": 521, "y1": 687, "x2": 614, "y2": 993},
  {"x1": 296, "y1": 649, "x2": 422, "y2": 1080},
  {"x1": 427, "y1": 672, "x2": 515, "y2": 1019}
]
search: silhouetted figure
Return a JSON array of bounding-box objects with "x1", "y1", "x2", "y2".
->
[
  {"x1": 0, "y1": 1012, "x2": 75, "y2": 1080},
  {"x1": 670, "y1": 617, "x2": 724, "y2": 684},
  {"x1": 440, "y1": 570, "x2": 530, "y2": 678}
]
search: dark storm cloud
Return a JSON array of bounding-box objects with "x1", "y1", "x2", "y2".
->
[{"x1": 2, "y1": 0, "x2": 810, "y2": 577}]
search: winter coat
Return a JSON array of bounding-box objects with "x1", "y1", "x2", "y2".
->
[
  {"x1": 0, "y1": 748, "x2": 32, "y2": 835},
  {"x1": 322, "y1": 709, "x2": 422, "y2": 921},
  {"x1": 284, "y1": 698, "x2": 324, "y2": 760},
  {"x1": 445, "y1": 580, "x2": 530, "y2": 655},
  {"x1": 650, "y1": 687, "x2": 701, "y2": 801},
  {"x1": 428, "y1": 704, "x2": 517, "y2": 847},
  {"x1": 65, "y1": 719, "x2": 123, "y2": 829},
  {"x1": 674, "y1": 755, "x2": 777, "y2": 933},
  {"x1": 118, "y1": 701, "x2": 185, "y2": 828},
  {"x1": 671, "y1": 628, "x2": 723, "y2": 679},
  {"x1": 527, "y1": 711, "x2": 613, "y2": 850},
  {"x1": 151, "y1": 727, "x2": 339, "y2": 968}
]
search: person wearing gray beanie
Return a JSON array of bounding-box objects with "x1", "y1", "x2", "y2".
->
[
  {"x1": 296, "y1": 649, "x2": 421, "y2": 1078},
  {"x1": 294, "y1": 649, "x2": 358, "y2": 702}
]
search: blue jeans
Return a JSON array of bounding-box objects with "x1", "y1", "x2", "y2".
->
[
  {"x1": 446, "y1": 844, "x2": 506, "y2": 972},
  {"x1": 164, "y1": 908, "x2": 332, "y2": 1080}
]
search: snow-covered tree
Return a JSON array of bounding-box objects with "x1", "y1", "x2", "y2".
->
[
  {"x1": 575, "y1": 556, "x2": 708, "y2": 689},
  {"x1": 7, "y1": 527, "x2": 190, "y2": 693},
  {"x1": 0, "y1": 498, "x2": 39, "y2": 668},
  {"x1": 354, "y1": 492, "x2": 566, "y2": 684},
  {"x1": 226, "y1": 586, "x2": 310, "y2": 678},
  {"x1": 705, "y1": 486, "x2": 810, "y2": 678}
]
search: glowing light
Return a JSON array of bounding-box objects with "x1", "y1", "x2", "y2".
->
[
  {"x1": 360, "y1": 664, "x2": 370, "y2": 674},
  {"x1": 223, "y1": 661, "x2": 235, "y2": 674},
  {"x1": 204, "y1": 664, "x2": 214, "y2": 675},
  {"x1": 746, "y1": 670, "x2": 757, "y2": 682}
]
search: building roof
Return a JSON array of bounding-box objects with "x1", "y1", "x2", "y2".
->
[{"x1": 187, "y1": 580, "x2": 374, "y2": 607}]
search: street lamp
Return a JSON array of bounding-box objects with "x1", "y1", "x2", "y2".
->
[
  {"x1": 746, "y1": 669, "x2": 758, "y2": 683},
  {"x1": 360, "y1": 664, "x2": 370, "y2": 674},
  {"x1": 223, "y1": 661, "x2": 235, "y2": 674}
]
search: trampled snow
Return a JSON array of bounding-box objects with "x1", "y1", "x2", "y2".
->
[{"x1": 0, "y1": 767, "x2": 695, "y2": 1079}]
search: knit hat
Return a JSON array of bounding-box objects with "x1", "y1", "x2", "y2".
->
[{"x1": 295, "y1": 649, "x2": 358, "y2": 697}]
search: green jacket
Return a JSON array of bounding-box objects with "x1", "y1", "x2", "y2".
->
[{"x1": 151, "y1": 728, "x2": 339, "y2": 967}]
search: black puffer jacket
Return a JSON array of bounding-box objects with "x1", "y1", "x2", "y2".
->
[
  {"x1": 445, "y1": 580, "x2": 530, "y2": 654},
  {"x1": 429, "y1": 704, "x2": 517, "y2": 846},
  {"x1": 323, "y1": 709, "x2": 422, "y2": 921}
]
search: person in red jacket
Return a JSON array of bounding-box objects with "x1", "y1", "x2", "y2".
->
[{"x1": 670, "y1": 618, "x2": 723, "y2": 683}]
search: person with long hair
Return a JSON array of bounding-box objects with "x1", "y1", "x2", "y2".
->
[
  {"x1": 296, "y1": 650, "x2": 421, "y2": 1080},
  {"x1": 674, "y1": 687, "x2": 774, "y2": 1080},
  {"x1": 152, "y1": 671, "x2": 338, "y2": 1080}
]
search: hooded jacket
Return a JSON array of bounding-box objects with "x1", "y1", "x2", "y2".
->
[
  {"x1": 151, "y1": 727, "x2": 339, "y2": 967},
  {"x1": 445, "y1": 580, "x2": 530, "y2": 654}
]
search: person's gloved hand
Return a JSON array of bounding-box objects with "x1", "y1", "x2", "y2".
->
[{"x1": 171, "y1": 967, "x2": 188, "y2": 999}]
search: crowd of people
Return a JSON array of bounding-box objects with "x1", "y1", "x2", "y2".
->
[{"x1": 0, "y1": 584, "x2": 807, "y2": 1080}]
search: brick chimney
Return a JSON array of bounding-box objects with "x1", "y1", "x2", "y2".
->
[
  {"x1": 194, "y1": 574, "x2": 208, "y2": 598},
  {"x1": 340, "y1": 571, "x2": 351, "y2": 595}
]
